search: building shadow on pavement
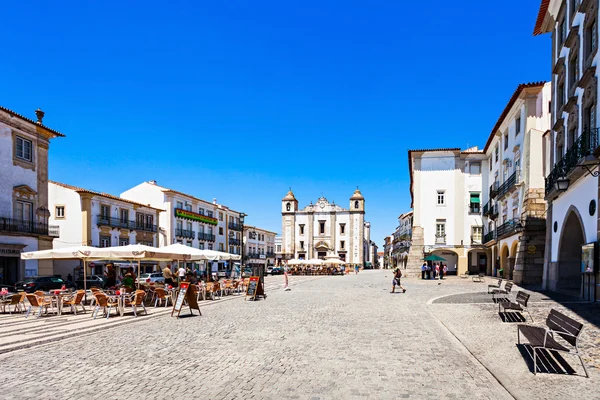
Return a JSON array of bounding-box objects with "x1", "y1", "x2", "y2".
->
[{"x1": 516, "y1": 344, "x2": 580, "y2": 376}]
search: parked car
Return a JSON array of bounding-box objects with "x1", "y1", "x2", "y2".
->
[
  {"x1": 241, "y1": 267, "x2": 253, "y2": 278},
  {"x1": 136, "y1": 272, "x2": 165, "y2": 286},
  {"x1": 271, "y1": 267, "x2": 284, "y2": 275},
  {"x1": 15, "y1": 276, "x2": 76, "y2": 293},
  {"x1": 75, "y1": 275, "x2": 106, "y2": 289},
  {"x1": 266, "y1": 266, "x2": 273, "y2": 275}
]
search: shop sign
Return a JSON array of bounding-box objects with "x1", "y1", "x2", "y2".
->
[
  {"x1": 0, "y1": 249, "x2": 21, "y2": 255},
  {"x1": 527, "y1": 245, "x2": 536, "y2": 254},
  {"x1": 259, "y1": 254, "x2": 266, "y2": 259},
  {"x1": 174, "y1": 209, "x2": 218, "y2": 225}
]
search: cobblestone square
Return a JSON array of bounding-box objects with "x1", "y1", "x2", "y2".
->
[{"x1": 0, "y1": 271, "x2": 598, "y2": 399}]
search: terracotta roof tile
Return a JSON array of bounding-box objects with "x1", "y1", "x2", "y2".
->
[
  {"x1": 483, "y1": 81, "x2": 547, "y2": 154},
  {"x1": 0, "y1": 105, "x2": 65, "y2": 137},
  {"x1": 50, "y1": 181, "x2": 164, "y2": 211},
  {"x1": 533, "y1": 0, "x2": 551, "y2": 36}
]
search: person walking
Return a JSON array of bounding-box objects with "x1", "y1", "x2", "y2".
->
[
  {"x1": 434, "y1": 263, "x2": 439, "y2": 280},
  {"x1": 421, "y1": 263, "x2": 426, "y2": 280},
  {"x1": 442, "y1": 263, "x2": 447, "y2": 279},
  {"x1": 391, "y1": 268, "x2": 406, "y2": 293},
  {"x1": 354, "y1": 265, "x2": 359, "y2": 275},
  {"x1": 177, "y1": 264, "x2": 186, "y2": 284}
]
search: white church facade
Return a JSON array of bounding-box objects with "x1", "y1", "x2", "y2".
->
[{"x1": 280, "y1": 189, "x2": 370, "y2": 266}]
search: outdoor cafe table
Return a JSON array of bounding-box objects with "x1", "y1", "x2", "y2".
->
[
  {"x1": 44, "y1": 290, "x2": 73, "y2": 316},
  {"x1": 104, "y1": 290, "x2": 130, "y2": 316}
]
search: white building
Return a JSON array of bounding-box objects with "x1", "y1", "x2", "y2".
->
[
  {"x1": 48, "y1": 181, "x2": 163, "y2": 278},
  {"x1": 383, "y1": 235, "x2": 393, "y2": 269},
  {"x1": 535, "y1": 0, "x2": 600, "y2": 299},
  {"x1": 407, "y1": 147, "x2": 487, "y2": 275},
  {"x1": 275, "y1": 235, "x2": 282, "y2": 266},
  {"x1": 243, "y1": 225, "x2": 276, "y2": 273},
  {"x1": 281, "y1": 189, "x2": 369, "y2": 265},
  {"x1": 392, "y1": 211, "x2": 413, "y2": 268},
  {"x1": 0, "y1": 106, "x2": 62, "y2": 284},
  {"x1": 481, "y1": 82, "x2": 551, "y2": 284},
  {"x1": 121, "y1": 181, "x2": 244, "y2": 275}
]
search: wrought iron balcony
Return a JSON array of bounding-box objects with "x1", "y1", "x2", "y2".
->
[
  {"x1": 489, "y1": 204, "x2": 499, "y2": 220},
  {"x1": 0, "y1": 217, "x2": 57, "y2": 237},
  {"x1": 489, "y1": 181, "x2": 499, "y2": 199},
  {"x1": 266, "y1": 252, "x2": 275, "y2": 257},
  {"x1": 483, "y1": 230, "x2": 496, "y2": 243},
  {"x1": 175, "y1": 229, "x2": 195, "y2": 239},
  {"x1": 545, "y1": 127, "x2": 600, "y2": 195},
  {"x1": 198, "y1": 232, "x2": 216, "y2": 242},
  {"x1": 497, "y1": 170, "x2": 519, "y2": 198},
  {"x1": 229, "y1": 238, "x2": 241, "y2": 246},
  {"x1": 483, "y1": 202, "x2": 490, "y2": 216},
  {"x1": 96, "y1": 215, "x2": 157, "y2": 232},
  {"x1": 435, "y1": 234, "x2": 446, "y2": 244},
  {"x1": 496, "y1": 219, "x2": 521, "y2": 238},
  {"x1": 471, "y1": 235, "x2": 483, "y2": 245},
  {"x1": 246, "y1": 252, "x2": 261, "y2": 259},
  {"x1": 228, "y1": 222, "x2": 243, "y2": 231}
]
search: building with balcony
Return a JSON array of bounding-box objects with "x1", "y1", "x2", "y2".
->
[
  {"x1": 382, "y1": 235, "x2": 393, "y2": 269},
  {"x1": 48, "y1": 181, "x2": 162, "y2": 277},
  {"x1": 481, "y1": 81, "x2": 551, "y2": 284},
  {"x1": 280, "y1": 189, "x2": 370, "y2": 266},
  {"x1": 0, "y1": 106, "x2": 62, "y2": 285},
  {"x1": 121, "y1": 181, "x2": 244, "y2": 274},
  {"x1": 275, "y1": 235, "x2": 282, "y2": 266},
  {"x1": 535, "y1": 0, "x2": 600, "y2": 299},
  {"x1": 243, "y1": 225, "x2": 276, "y2": 273},
  {"x1": 407, "y1": 147, "x2": 487, "y2": 276},
  {"x1": 391, "y1": 211, "x2": 413, "y2": 269}
]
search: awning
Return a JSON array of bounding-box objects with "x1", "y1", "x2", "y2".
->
[{"x1": 470, "y1": 193, "x2": 480, "y2": 203}]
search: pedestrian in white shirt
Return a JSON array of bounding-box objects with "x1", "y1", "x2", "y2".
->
[{"x1": 177, "y1": 265, "x2": 186, "y2": 283}]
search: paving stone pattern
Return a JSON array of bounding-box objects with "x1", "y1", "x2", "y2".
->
[{"x1": 0, "y1": 272, "x2": 596, "y2": 399}]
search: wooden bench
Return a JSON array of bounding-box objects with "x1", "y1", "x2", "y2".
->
[
  {"x1": 487, "y1": 278, "x2": 502, "y2": 293},
  {"x1": 517, "y1": 309, "x2": 588, "y2": 377},
  {"x1": 472, "y1": 273, "x2": 485, "y2": 282},
  {"x1": 492, "y1": 281, "x2": 513, "y2": 302},
  {"x1": 498, "y1": 291, "x2": 532, "y2": 322}
]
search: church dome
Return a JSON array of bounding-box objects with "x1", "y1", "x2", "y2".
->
[
  {"x1": 282, "y1": 190, "x2": 296, "y2": 201},
  {"x1": 350, "y1": 188, "x2": 364, "y2": 200}
]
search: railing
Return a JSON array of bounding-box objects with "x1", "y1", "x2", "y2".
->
[
  {"x1": 266, "y1": 252, "x2": 275, "y2": 257},
  {"x1": 175, "y1": 229, "x2": 195, "y2": 239},
  {"x1": 497, "y1": 170, "x2": 518, "y2": 198},
  {"x1": 483, "y1": 230, "x2": 496, "y2": 243},
  {"x1": 496, "y1": 219, "x2": 521, "y2": 238},
  {"x1": 483, "y1": 202, "x2": 490, "y2": 216},
  {"x1": 489, "y1": 204, "x2": 499, "y2": 220},
  {"x1": 96, "y1": 215, "x2": 157, "y2": 232},
  {"x1": 545, "y1": 127, "x2": 600, "y2": 194},
  {"x1": 198, "y1": 232, "x2": 216, "y2": 242},
  {"x1": 489, "y1": 181, "x2": 499, "y2": 199},
  {"x1": 0, "y1": 217, "x2": 54, "y2": 236},
  {"x1": 471, "y1": 235, "x2": 482, "y2": 245},
  {"x1": 435, "y1": 234, "x2": 446, "y2": 244},
  {"x1": 246, "y1": 252, "x2": 260, "y2": 259},
  {"x1": 228, "y1": 222, "x2": 243, "y2": 231},
  {"x1": 229, "y1": 238, "x2": 241, "y2": 246}
]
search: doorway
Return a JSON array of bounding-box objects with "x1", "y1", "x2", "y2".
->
[
  {"x1": 558, "y1": 211, "x2": 586, "y2": 295},
  {"x1": 0, "y1": 257, "x2": 20, "y2": 286}
]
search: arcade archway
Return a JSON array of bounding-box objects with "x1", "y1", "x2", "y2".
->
[{"x1": 557, "y1": 210, "x2": 586, "y2": 295}]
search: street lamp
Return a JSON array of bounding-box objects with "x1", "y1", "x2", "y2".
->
[{"x1": 240, "y1": 212, "x2": 247, "y2": 278}]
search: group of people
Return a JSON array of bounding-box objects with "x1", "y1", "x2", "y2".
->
[
  {"x1": 101, "y1": 264, "x2": 136, "y2": 289},
  {"x1": 420, "y1": 262, "x2": 446, "y2": 280}
]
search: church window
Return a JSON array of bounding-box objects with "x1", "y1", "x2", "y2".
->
[
  {"x1": 299, "y1": 224, "x2": 304, "y2": 235},
  {"x1": 286, "y1": 203, "x2": 291, "y2": 211},
  {"x1": 354, "y1": 201, "x2": 359, "y2": 209},
  {"x1": 319, "y1": 221, "x2": 325, "y2": 234}
]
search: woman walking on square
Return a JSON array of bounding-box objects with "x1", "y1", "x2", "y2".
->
[{"x1": 391, "y1": 268, "x2": 406, "y2": 293}]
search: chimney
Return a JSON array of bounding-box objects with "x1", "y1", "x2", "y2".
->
[
  {"x1": 149, "y1": 180, "x2": 157, "y2": 185},
  {"x1": 35, "y1": 108, "x2": 45, "y2": 124},
  {"x1": 213, "y1": 198, "x2": 217, "y2": 204}
]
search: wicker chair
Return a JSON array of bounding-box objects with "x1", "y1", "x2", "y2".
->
[
  {"x1": 91, "y1": 293, "x2": 119, "y2": 319},
  {"x1": 1, "y1": 294, "x2": 23, "y2": 314},
  {"x1": 61, "y1": 290, "x2": 86, "y2": 314},
  {"x1": 25, "y1": 293, "x2": 54, "y2": 318},
  {"x1": 124, "y1": 290, "x2": 147, "y2": 317},
  {"x1": 154, "y1": 288, "x2": 172, "y2": 307}
]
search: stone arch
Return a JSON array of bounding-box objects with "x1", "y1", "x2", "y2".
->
[
  {"x1": 557, "y1": 206, "x2": 587, "y2": 294},
  {"x1": 505, "y1": 240, "x2": 519, "y2": 281},
  {"x1": 467, "y1": 249, "x2": 487, "y2": 274},
  {"x1": 432, "y1": 249, "x2": 459, "y2": 275}
]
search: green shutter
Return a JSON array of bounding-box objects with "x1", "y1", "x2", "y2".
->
[{"x1": 470, "y1": 193, "x2": 480, "y2": 203}]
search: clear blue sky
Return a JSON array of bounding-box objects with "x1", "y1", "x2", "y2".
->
[{"x1": 3, "y1": 1, "x2": 549, "y2": 248}]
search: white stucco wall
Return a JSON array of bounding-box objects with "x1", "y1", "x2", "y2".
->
[
  {"x1": 48, "y1": 183, "x2": 83, "y2": 248},
  {"x1": 550, "y1": 175, "x2": 598, "y2": 261}
]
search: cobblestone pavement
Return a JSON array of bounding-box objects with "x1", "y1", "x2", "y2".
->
[{"x1": 0, "y1": 271, "x2": 597, "y2": 399}]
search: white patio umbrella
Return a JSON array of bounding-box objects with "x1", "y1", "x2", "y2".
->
[
  {"x1": 307, "y1": 258, "x2": 324, "y2": 265},
  {"x1": 322, "y1": 258, "x2": 345, "y2": 265},
  {"x1": 21, "y1": 245, "x2": 106, "y2": 301},
  {"x1": 160, "y1": 244, "x2": 240, "y2": 261},
  {"x1": 287, "y1": 259, "x2": 305, "y2": 265}
]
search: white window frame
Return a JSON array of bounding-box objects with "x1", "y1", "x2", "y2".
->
[
  {"x1": 55, "y1": 205, "x2": 65, "y2": 219},
  {"x1": 15, "y1": 136, "x2": 33, "y2": 162},
  {"x1": 437, "y1": 190, "x2": 445, "y2": 206}
]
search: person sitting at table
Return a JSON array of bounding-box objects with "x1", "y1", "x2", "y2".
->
[
  {"x1": 187, "y1": 272, "x2": 198, "y2": 284},
  {"x1": 122, "y1": 272, "x2": 135, "y2": 291}
]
